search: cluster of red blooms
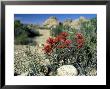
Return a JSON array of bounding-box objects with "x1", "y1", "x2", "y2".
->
[
  {"x1": 75, "y1": 33, "x2": 84, "y2": 49},
  {"x1": 42, "y1": 32, "x2": 84, "y2": 54},
  {"x1": 43, "y1": 32, "x2": 72, "y2": 54}
]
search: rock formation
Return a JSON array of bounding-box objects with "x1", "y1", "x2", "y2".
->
[
  {"x1": 63, "y1": 16, "x2": 88, "y2": 29},
  {"x1": 43, "y1": 16, "x2": 59, "y2": 28}
]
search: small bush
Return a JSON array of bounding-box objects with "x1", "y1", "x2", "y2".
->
[{"x1": 14, "y1": 20, "x2": 40, "y2": 45}]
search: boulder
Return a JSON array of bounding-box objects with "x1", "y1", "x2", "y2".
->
[{"x1": 57, "y1": 65, "x2": 78, "y2": 76}]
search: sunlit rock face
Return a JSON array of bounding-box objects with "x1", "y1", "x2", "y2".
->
[
  {"x1": 57, "y1": 65, "x2": 78, "y2": 76},
  {"x1": 63, "y1": 16, "x2": 88, "y2": 29},
  {"x1": 71, "y1": 16, "x2": 88, "y2": 29},
  {"x1": 43, "y1": 16, "x2": 88, "y2": 29},
  {"x1": 43, "y1": 16, "x2": 59, "y2": 28},
  {"x1": 63, "y1": 18, "x2": 72, "y2": 27}
]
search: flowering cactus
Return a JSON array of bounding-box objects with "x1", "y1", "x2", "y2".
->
[{"x1": 43, "y1": 32, "x2": 73, "y2": 54}]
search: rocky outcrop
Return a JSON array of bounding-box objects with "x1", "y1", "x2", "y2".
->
[
  {"x1": 63, "y1": 16, "x2": 88, "y2": 29},
  {"x1": 42, "y1": 16, "x2": 88, "y2": 30},
  {"x1": 43, "y1": 16, "x2": 59, "y2": 28},
  {"x1": 63, "y1": 18, "x2": 72, "y2": 27},
  {"x1": 71, "y1": 16, "x2": 88, "y2": 29}
]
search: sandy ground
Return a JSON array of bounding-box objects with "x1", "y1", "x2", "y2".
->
[{"x1": 33, "y1": 29, "x2": 51, "y2": 46}]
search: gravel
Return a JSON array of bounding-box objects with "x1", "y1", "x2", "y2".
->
[{"x1": 14, "y1": 45, "x2": 48, "y2": 75}]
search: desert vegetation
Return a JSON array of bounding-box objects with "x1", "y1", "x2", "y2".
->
[
  {"x1": 14, "y1": 15, "x2": 97, "y2": 76},
  {"x1": 14, "y1": 20, "x2": 41, "y2": 45}
]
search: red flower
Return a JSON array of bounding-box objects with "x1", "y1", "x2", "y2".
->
[
  {"x1": 43, "y1": 32, "x2": 73, "y2": 54},
  {"x1": 75, "y1": 33, "x2": 84, "y2": 49},
  {"x1": 46, "y1": 37, "x2": 55, "y2": 45},
  {"x1": 76, "y1": 33, "x2": 83, "y2": 39},
  {"x1": 43, "y1": 44, "x2": 52, "y2": 53},
  {"x1": 60, "y1": 32, "x2": 69, "y2": 37},
  {"x1": 54, "y1": 36, "x2": 61, "y2": 43},
  {"x1": 76, "y1": 39, "x2": 84, "y2": 44},
  {"x1": 57, "y1": 45, "x2": 65, "y2": 48},
  {"x1": 55, "y1": 35, "x2": 66, "y2": 43},
  {"x1": 64, "y1": 39, "x2": 72, "y2": 45},
  {"x1": 57, "y1": 40, "x2": 72, "y2": 49}
]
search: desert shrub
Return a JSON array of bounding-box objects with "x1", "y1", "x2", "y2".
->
[
  {"x1": 42, "y1": 17, "x2": 97, "y2": 76},
  {"x1": 14, "y1": 20, "x2": 40, "y2": 45},
  {"x1": 14, "y1": 20, "x2": 23, "y2": 29},
  {"x1": 14, "y1": 32, "x2": 28, "y2": 45},
  {"x1": 51, "y1": 23, "x2": 64, "y2": 37},
  {"x1": 42, "y1": 32, "x2": 77, "y2": 75},
  {"x1": 26, "y1": 29, "x2": 40, "y2": 37}
]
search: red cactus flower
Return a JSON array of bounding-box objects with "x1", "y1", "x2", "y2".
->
[
  {"x1": 60, "y1": 32, "x2": 69, "y2": 37},
  {"x1": 57, "y1": 45, "x2": 65, "y2": 48},
  {"x1": 76, "y1": 33, "x2": 83, "y2": 39},
  {"x1": 64, "y1": 39, "x2": 72, "y2": 45},
  {"x1": 46, "y1": 37, "x2": 55, "y2": 45},
  {"x1": 55, "y1": 35, "x2": 66, "y2": 43},
  {"x1": 75, "y1": 33, "x2": 84, "y2": 49},
  {"x1": 54, "y1": 36, "x2": 61, "y2": 43},
  {"x1": 76, "y1": 39, "x2": 84, "y2": 44},
  {"x1": 43, "y1": 44, "x2": 52, "y2": 53},
  {"x1": 43, "y1": 32, "x2": 73, "y2": 54}
]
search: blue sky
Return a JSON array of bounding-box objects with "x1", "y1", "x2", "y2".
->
[{"x1": 14, "y1": 14, "x2": 96, "y2": 25}]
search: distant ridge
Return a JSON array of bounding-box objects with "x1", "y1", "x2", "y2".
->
[{"x1": 43, "y1": 16, "x2": 88, "y2": 29}]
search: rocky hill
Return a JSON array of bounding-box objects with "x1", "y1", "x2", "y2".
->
[
  {"x1": 43, "y1": 16, "x2": 59, "y2": 28},
  {"x1": 43, "y1": 16, "x2": 88, "y2": 29},
  {"x1": 63, "y1": 16, "x2": 88, "y2": 29}
]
